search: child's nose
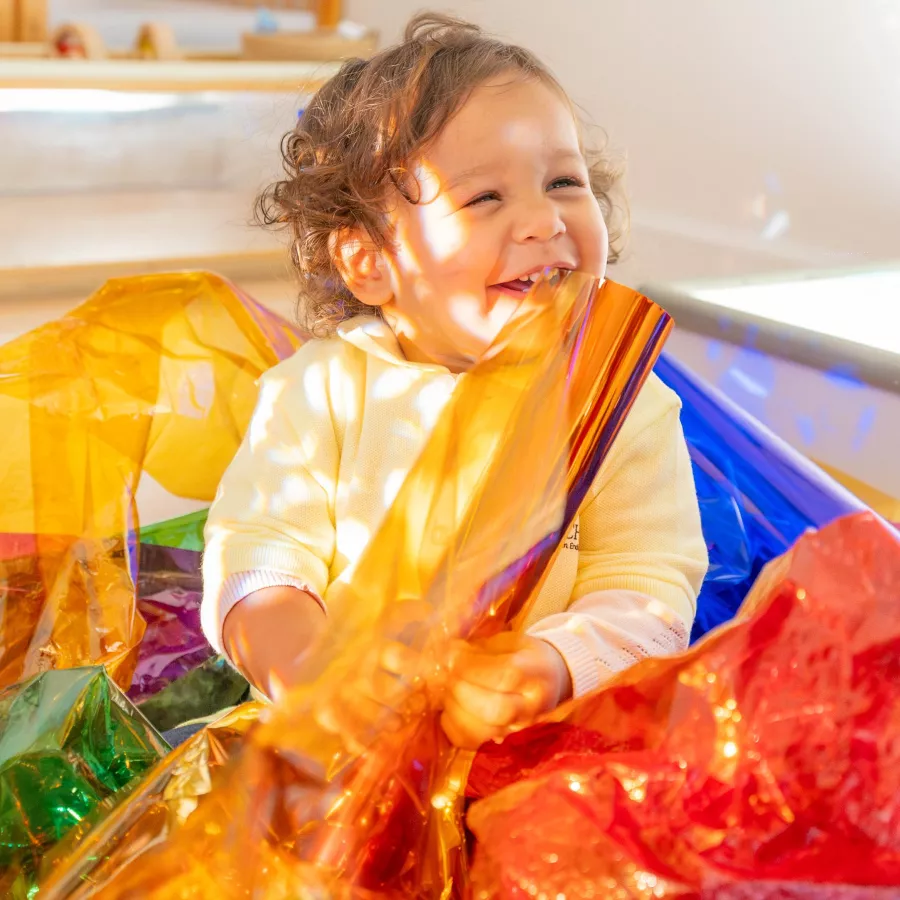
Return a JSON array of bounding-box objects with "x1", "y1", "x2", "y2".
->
[{"x1": 512, "y1": 196, "x2": 567, "y2": 243}]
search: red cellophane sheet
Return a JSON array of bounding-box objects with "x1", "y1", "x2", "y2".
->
[{"x1": 467, "y1": 511, "x2": 900, "y2": 899}]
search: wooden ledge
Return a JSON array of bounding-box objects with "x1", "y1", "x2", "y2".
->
[
  {"x1": 0, "y1": 250, "x2": 291, "y2": 303},
  {"x1": 0, "y1": 57, "x2": 340, "y2": 91}
]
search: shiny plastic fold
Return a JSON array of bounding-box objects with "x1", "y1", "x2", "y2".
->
[
  {"x1": 129, "y1": 544, "x2": 211, "y2": 706},
  {"x1": 0, "y1": 273, "x2": 303, "y2": 691},
  {"x1": 38, "y1": 274, "x2": 671, "y2": 898},
  {"x1": 0, "y1": 667, "x2": 168, "y2": 897},
  {"x1": 655, "y1": 354, "x2": 867, "y2": 641},
  {"x1": 467, "y1": 511, "x2": 900, "y2": 898}
]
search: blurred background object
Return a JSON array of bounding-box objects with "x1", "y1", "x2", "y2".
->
[
  {"x1": 645, "y1": 268, "x2": 900, "y2": 519},
  {"x1": 0, "y1": 0, "x2": 898, "y2": 510}
]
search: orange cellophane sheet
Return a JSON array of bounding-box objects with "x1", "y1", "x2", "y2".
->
[
  {"x1": 0, "y1": 273, "x2": 303, "y2": 692},
  {"x1": 37, "y1": 274, "x2": 670, "y2": 899},
  {"x1": 466, "y1": 511, "x2": 900, "y2": 899}
]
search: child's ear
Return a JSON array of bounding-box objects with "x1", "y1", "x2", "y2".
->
[{"x1": 331, "y1": 229, "x2": 393, "y2": 308}]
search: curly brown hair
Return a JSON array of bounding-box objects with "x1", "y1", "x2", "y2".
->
[{"x1": 256, "y1": 12, "x2": 625, "y2": 336}]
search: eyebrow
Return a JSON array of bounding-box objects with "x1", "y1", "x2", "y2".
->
[
  {"x1": 550, "y1": 148, "x2": 586, "y2": 164},
  {"x1": 443, "y1": 148, "x2": 586, "y2": 192},
  {"x1": 443, "y1": 164, "x2": 495, "y2": 192}
]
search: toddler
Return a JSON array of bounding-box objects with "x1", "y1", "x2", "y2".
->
[{"x1": 201, "y1": 13, "x2": 708, "y2": 750}]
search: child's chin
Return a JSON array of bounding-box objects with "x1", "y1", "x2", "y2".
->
[{"x1": 485, "y1": 292, "x2": 524, "y2": 322}]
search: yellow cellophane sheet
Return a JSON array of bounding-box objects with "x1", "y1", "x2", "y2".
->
[
  {"x1": 0, "y1": 273, "x2": 303, "y2": 691},
  {"x1": 37, "y1": 273, "x2": 670, "y2": 899}
]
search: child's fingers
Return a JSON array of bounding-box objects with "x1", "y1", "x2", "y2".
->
[
  {"x1": 440, "y1": 694, "x2": 505, "y2": 750},
  {"x1": 449, "y1": 676, "x2": 524, "y2": 728},
  {"x1": 315, "y1": 686, "x2": 403, "y2": 746},
  {"x1": 379, "y1": 641, "x2": 420, "y2": 678},
  {"x1": 450, "y1": 643, "x2": 524, "y2": 693},
  {"x1": 439, "y1": 710, "x2": 479, "y2": 751}
]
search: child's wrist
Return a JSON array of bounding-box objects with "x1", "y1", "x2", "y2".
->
[
  {"x1": 533, "y1": 636, "x2": 573, "y2": 707},
  {"x1": 551, "y1": 647, "x2": 574, "y2": 704}
]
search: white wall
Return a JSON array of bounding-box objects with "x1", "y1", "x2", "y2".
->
[
  {"x1": 27, "y1": 0, "x2": 900, "y2": 288},
  {"x1": 345, "y1": 0, "x2": 900, "y2": 288}
]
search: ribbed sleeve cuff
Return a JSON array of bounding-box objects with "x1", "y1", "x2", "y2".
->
[
  {"x1": 527, "y1": 590, "x2": 692, "y2": 700},
  {"x1": 530, "y1": 626, "x2": 609, "y2": 699}
]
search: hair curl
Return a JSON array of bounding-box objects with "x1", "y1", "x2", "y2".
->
[{"x1": 256, "y1": 12, "x2": 625, "y2": 336}]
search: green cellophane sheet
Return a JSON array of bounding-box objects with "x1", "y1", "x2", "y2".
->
[
  {"x1": 0, "y1": 667, "x2": 168, "y2": 895},
  {"x1": 139, "y1": 509, "x2": 208, "y2": 552}
]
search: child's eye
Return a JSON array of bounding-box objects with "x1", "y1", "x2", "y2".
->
[
  {"x1": 464, "y1": 191, "x2": 500, "y2": 208},
  {"x1": 548, "y1": 176, "x2": 585, "y2": 191}
]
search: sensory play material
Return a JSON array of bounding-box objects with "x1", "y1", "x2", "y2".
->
[{"x1": 0, "y1": 269, "x2": 894, "y2": 898}]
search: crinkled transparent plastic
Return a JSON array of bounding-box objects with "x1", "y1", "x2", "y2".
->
[
  {"x1": 0, "y1": 273, "x2": 303, "y2": 691},
  {"x1": 467, "y1": 512, "x2": 900, "y2": 899},
  {"x1": 0, "y1": 667, "x2": 168, "y2": 897},
  {"x1": 37, "y1": 273, "x2": 670, "y2": 899},
  {"x1": 655, "y1": 355, "x2": 866, "y2": 642}
]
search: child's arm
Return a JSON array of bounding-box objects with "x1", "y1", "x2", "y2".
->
[
  {"x1": 222, "y1": 586, "x2": 326, "y2": 701},
  {"x1": 527, "y1": 375, "x2": 708, "y2": 697},
  {"x1": 201, "y1": 344, "x2": 342, "y2": 692}
]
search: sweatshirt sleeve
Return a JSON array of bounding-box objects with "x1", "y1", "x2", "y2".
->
[
  {"x1": 528, "y1": 374, "x2": 708, "y2": 696},
  {"x1": 201, "y1": 343, "x2": 341, "y2": 655},
  {"x1": 572, "y1": 374, "x2": 708, "y2": 616}
]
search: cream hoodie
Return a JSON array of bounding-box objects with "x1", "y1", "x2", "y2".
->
[{"x1": 201, "y1": 316, "x2": 708, "y2": 696}]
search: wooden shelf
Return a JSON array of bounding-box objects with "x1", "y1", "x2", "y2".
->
[
  {"x1": 0, "y1": 57, "x2": 341, "y2": 91},
  {"x1": 0, "y1": 249, "x2": 290, "y2": 303}
]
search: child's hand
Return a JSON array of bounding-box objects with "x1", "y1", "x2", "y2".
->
[
  {"x1": 440, "y1": 632, "x2": 572, "y2": 750},
  {"x1": 314, "y1": 599, "x2": 434, "y2": 751},
  {"x1": 314, "y1": 641, "x2": 421, "y2": 751}
]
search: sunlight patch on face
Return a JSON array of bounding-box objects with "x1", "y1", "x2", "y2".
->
[
  {"x1": 502, "y1": 117, "x2": 547, "y2": 156},
  {"x1": 411, "y1": 162, "x2": 468, "y2": 263},
  {"x1": 447, "y1": 291, "x2": 522, "y2": 349},
  {"x1": 420, "y1": 203, "x2": 467, "y2": 262}
]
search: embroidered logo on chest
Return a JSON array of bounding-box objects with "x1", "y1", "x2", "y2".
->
[{"x1": 563, "y1": 522, "x2": 580, "y2": 551}]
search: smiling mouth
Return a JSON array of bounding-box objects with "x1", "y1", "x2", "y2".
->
[{"x1": 491, "y1": 267, "x2": 572, "y2": 295}]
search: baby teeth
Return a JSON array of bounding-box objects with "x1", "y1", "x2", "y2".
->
[{"x1": 522, "y1": 268, "x2": 559, "y2": 283}]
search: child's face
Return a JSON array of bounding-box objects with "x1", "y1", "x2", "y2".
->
[{"x1": 380, "y1": 75, "x2": 609, "y2": 371}]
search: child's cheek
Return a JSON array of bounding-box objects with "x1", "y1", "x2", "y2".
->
[{"x1": 418, "y1": 201, "x2": 468, "y2": 263}]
